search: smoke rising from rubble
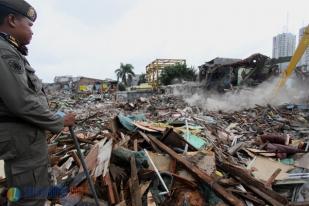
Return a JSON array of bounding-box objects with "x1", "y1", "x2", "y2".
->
[{"x1": 173, "y1": 77, "x2": 309, "y2": 112}]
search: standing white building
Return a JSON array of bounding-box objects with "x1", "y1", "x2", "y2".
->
[
  {"x1": 298, "y1": 26, "x2": 309, "y2": 71},
  {"x1": 272, "y1": 32, "x2": 296, "y2": 70}
]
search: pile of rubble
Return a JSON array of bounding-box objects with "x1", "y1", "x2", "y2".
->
[{"x1": 0, "y1": 93, "x2": 308, "y2": 206}]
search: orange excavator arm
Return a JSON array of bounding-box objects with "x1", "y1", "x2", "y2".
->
[{"x1": 275, "y1": 25, "x2": 309, "y2": 93}]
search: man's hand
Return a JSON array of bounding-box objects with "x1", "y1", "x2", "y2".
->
[{"x1": 64, "y1": 113, "x2": 76, "y2": 126}]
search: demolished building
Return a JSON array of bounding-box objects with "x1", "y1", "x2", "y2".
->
[
  {"x1": 45, "y1": 76, "x2": 118, "y2": 95},
  {"x1": 199, "y1": 53, "x2": 291, "y2": 92}
]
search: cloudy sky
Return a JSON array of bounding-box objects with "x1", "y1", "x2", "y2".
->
[{"x1": 27, "y1": 0, "x2": 309, "y2": 83}]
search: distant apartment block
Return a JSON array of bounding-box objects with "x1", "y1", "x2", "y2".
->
[{"x1": 272, "y1": 32, "x2": 296, "y2": 70}]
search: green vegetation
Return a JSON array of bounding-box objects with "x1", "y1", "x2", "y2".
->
[
  {"x1": 138, "y1": 73, "x2": 147, "y2": 85},
  {"x1": 159, "y1": 64, "x2": 197, "y2": 85}
]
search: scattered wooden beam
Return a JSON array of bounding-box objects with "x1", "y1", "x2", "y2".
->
[
  {"x1": 129, "y1": 157, "x2": 142, "y2": 206},
  {"x1": 228, "y1": 189, "x2": 265, "y2": 206},
  {"x1": 104, "y1": 173, "x2": 117, "y2": 205},
  {"x1": 112, "y1": 182, "x2": 121, "y2": 203},
  {"x1": 68, "y1": 151, "x2": 82, "y2": 168},
  {"x1": 48, "y1": 144, "x2": 58, "y2": 154},
  {"x1": 134, "y1": 139, "x2": 138, "y2": 151},
  {"x1": 138, "y1": 131, "x2": 161, "y2": 153},
  {"x1": 219, "y1": 161, "x2": 288, "y2": 206},
  {"x1": 265, "y1": 168, "x2": 282, "y2": 188},
  {"x1": 169, "y1": 158, "x2": 177, "y2": 173},
  {"x1": 147, "y1": 134, "x2": 245, "y2": 206}
]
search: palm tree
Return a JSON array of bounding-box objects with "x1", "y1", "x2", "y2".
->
[{"x1": 115, "y1": 63, "x2": 135, "y2": 86}]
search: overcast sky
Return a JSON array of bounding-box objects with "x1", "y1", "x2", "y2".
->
[{"x1": 27, "y1": 0, "x2": 309, "y2": 83}]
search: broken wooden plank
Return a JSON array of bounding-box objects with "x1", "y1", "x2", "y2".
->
[
  {"x1": 68, "y1": 151, "x2": 82, "y2": 168},
  {"x1": 134, "y1": 139, "x2": 138, "y2": 151},
  {"x1": 129, "y1": 157, "x2": 142, "y2": 206},
  {"x1": 140, "y1": 181, "x2": 151, "y2": 197},
  {"x1": 112, "y1": 182, "x2": 121, "y2": 203},
  {"x1": 138, "y1": 131, "x2": 161, "y2": 153},
  {"x1": 94, "y1": 138, "x2": 113, "y2": 178},
  {"x1": 109, "y1": 117, "x2": 121, "y2": 135},
  {"x1": 228, "y1": 189, "x2": 265, "y2": 206},
  {"x1": 147, "y1": 134, "x2": 245, "y2": 206},
  {"x1": 104, "y1": 173, "x2": 117, "y2": 205},
  {"x1": 219, "y1": 161, "x2": 288, "y2": 206},
  {"x1": 169, "y1": 158, "x2": 177, "y2": 173},
  {"x1": 48, "y1": 143, "x2": 58, "y2": 154},
  {"x1": 265, "y1": 168, "x2": 282, "y2": 188}
]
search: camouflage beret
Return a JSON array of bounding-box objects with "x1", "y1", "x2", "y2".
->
[{"x1": 0, "y1": 0, "x2": 37, "y2": 22}]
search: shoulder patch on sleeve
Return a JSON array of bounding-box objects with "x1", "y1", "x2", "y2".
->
[
  {"x1": 0, "y1": 49, "x2": 24, "y2": 74},
  {"x1": 8, "y1": 60, "x2": 24, "y2": 74}
]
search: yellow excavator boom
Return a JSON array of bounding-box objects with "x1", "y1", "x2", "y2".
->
[{"x1": 275, "y1": 25, "x2": 309, "y2": 93}]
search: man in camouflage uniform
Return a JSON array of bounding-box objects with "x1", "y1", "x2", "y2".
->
[{"x1": 0, "y1": 0, "x2": 76, "y2": 205}]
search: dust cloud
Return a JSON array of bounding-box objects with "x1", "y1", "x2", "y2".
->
[{"x1": 173, "y1": 77, "x2": 309, "y2": 112}]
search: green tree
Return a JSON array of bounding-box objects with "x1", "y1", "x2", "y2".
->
[
  {"x1": 138, "y1": 73, "x2": 147, "y2": 85},
  {"x1": 117, "y1": 82, "x2": 126, "y2": 91},
  {"x1": 115, "y1": 63, "x2": 135, "y2": 86},
  {"x1": 159, "y1": 64, "x2": 197, "y2": 85}
]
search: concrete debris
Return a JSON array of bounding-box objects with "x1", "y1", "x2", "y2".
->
[
  {"x1": 0, "y1": 90, "x2": 309, "y2": 206},
  {"x1": 198, "y1": 53, "x2": 290, "y2": 93}
]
